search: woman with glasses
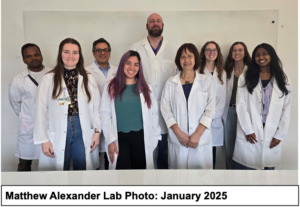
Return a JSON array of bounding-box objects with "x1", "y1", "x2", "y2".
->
[
  {"x1": 161, "y1": 43, "x2": 215, "y2": 169},
  {"x1": 199, "y1": 41, "x2": 226, "y2": 169},
  {"x1": 101, "y1": 50, "x2": 161, "y2": 170},
  {"x1": 34, "y1": 38, "x2": 101, "y2": 171},
  {"x1": 222, "y1": 42, "x2": 251, "y2": 169},
  {"x1": 233, "y1": 43, "x2": 292, "y2": 170}
]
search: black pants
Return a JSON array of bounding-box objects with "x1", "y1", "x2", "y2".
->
[
  {"x1": 116, "y1": 129, "x2": 146, "y2": 170},
  {"x1": 17, "y1": 158, "x2": 32, "y2": 171},
  {"x1": 212, "y1": 147, "x2": 217, "y2": 169}
]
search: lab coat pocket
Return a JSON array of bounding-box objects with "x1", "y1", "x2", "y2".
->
[
  {"x1": 162, "y1": 60, "x2": 174, "y2": 72},
  {"x1": 47, "y1": 130, "x2": 56, "y2": 150},
  {"x1": 18, "y1": 117, "x2": 34, "y2": 144},
  {"x1": 268, "y1": 102, "x2": 284, "y2": 127},
  {"x1": 199, "y1": 129, "x2": 210, "y2": 146}
]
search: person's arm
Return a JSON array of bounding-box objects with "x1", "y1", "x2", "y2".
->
[
  {"x1": 270, "y1": 77, "x2": 292, "y2": 148},
  {"x1": 100, "y1": 84, "x2": 118, "y2": 163},
  {"x1": 148, "y1": 85, "x2": 161, "y2": 141},
  {"x1": 8, "y1": 77, "x2": 22, "y2": 116},
  {"x1": 160, "y1": 80, "x2": 189, "y2": 146},
  {"x1": 236, "y1": 74, "x2": 257, "y2": 144},
  {"x1": 34, "y1": 75, "x2": 55, "y2": 157},
  {"x1": 189, "y1": 77, "x2": 215, "y2": 147},
  {"x1": 90, "y1": 81, "x2": 101, "y2": 153}
]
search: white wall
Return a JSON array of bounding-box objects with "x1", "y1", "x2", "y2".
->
[{"x1": 2, "y1": 0, "x2": 297, "y2": 171}]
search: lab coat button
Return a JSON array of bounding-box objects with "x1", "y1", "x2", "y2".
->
[
  {"x1": 64, "y1": 131, "x2": 66, "y2": 133},
  {"x1": 62, "y1": 149, "x2": 64, "y2": 151}
]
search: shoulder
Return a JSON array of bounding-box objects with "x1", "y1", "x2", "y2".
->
[
  {"x1": 85, "y1": 63, "x2": 94, "y2": 71},
  {"x1": 131, "y1": 39, "x2": 144, "y2": 49}
]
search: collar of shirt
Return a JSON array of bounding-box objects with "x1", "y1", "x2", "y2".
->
[
  {"x1": 147, "y1": 37, "x2": 163, "y2": 55},
  {"x1": 94, "y1": 60, "x2": 110, "y2": 78}
]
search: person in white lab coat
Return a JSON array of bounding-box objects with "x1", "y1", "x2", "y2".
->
[
  {"x1": 101, "y1": 50, "x2": 161, "y2": 170},
  {"x1": 9, "y1": 43, "x2": 50, "y2": 171},
  {"x1": 199, "y1": 41, "x2": 226, "y2": 169},
  {"x1": 233, "y1": 43, "x2": 292, "y2": 170},
  {"x1": 131, "y1": 13, "x2": 178, "y2": 169},
  {"x1": 222, "y1": 42, "x2": 251, "y2": 169},
  {"x1": 34, "y1": 38, "x2": 101, "y2": 171},
  {"x1": 161, "y1": 43, "x2": 215, "y2": 169},
  {"x1": 85, "y1": 38, "x2": 117, "y2": 170}
]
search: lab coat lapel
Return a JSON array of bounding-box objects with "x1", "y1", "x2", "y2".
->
[
  {"x1": 156, "y1": 38, "x2": 168, "y2": 57},
  {"x1": 173, "y1": 73, "x2": 186, "y2": 102},
  {"x1": 92, "y1": 62, "x2": 106, "y2": 80},
  {"x1": 142, "y1": 38, "x2": 156, "y2": 58}
]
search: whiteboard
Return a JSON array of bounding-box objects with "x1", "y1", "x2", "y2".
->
[{"x1": 23, "y1": 11, "x2": 278, "y2": 68}]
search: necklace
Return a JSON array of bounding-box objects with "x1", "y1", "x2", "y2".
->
[{"x1": 181, "y1": 72, "x2": 195, "y2": 84}]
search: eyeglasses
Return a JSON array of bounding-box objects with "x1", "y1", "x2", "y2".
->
[
  {"x1": 95, "y1": 48, "x2": 111, "y2": 54},
  {"x1": 205, "y1": 49, "x2": 218, "y2": 54}
]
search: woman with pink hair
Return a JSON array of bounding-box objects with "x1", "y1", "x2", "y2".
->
[{"x1": 101, "y1": 50, "x2": 161, "y2": 170}]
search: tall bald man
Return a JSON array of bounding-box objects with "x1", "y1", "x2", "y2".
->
[{"x1": 131, "y1": 13, "x2": 178, "y2": 169}]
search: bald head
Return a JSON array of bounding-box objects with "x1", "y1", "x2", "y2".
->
[
  {"x1": 146, "y1": 13, "x2": 164, "y2": 37},
  {"x1": 147, "y1": 13, "x2": 163, "y2": 24}
]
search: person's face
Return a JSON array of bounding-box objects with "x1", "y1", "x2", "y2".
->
[
  {"x1": 123, "y1": 56, "x2": 140, "y2": 80},
  {"x1": 255, "y1": 47, "x2": 271, "y2": 68},
  {"x1": 23, "y1": 46, "x2": 43, "y2": 69},
  {"x1": 232, "y1": 44, "x2": 245, "y2": 62},
  {"x1": 93, "y1": 42, "x2": 111, "y2": 65},
  {"x1": 146, "y1": 14, "x2": 164, "y2": 37},
  {"x1": 180, "y1": 49, "x2": 195, "y2": 71},
  {"x1": 61, "y1": 43, "x2": 80, "y2": 69},
  {"x1": 204, "y1": 43, "x2": 218, "y2": 62}
]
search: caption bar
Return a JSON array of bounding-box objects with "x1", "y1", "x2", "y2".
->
[{"x1": 1, "y1": 185, "x2": 298, "y2": 206}]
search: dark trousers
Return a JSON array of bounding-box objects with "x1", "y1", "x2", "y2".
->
[
  {"x1": 17, "y1": 158, "x2": 32, "y2": 171},
  {"x1": 157, "y1": 133, "x2": 168, "y2": 169},
  {"x1": 235, "y1": 162, "x2": 275, "y2": 170},
  {"x1": 104, "y1": 152, "x2": 109, "y2": 170},
  {"x1": 116, "y1": 129, "x2": 146, "y2": 170},
  {"x1": 212, "y1": 147, "x2": 217, "y2": 169}
]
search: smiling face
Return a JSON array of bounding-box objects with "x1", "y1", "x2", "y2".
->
[
  {"x1": 204, "y1": 43, "x2": 218, "y2": 62},
  {"x1": 61, "y1": 43, "x2": 80, "y2": 69},
  {"x1": 232, "y1": 44, "x2": 245, "y2": 62},
  {"x1": 93, "y1": 42, "x2": 110, "y2": 66},
  {"x1": 255, "y1": 47, "x2": 271, "y2": 68},
  {"x1": 146, "y1": 13, "x2": 164, "y2": 37},
  {"x1": 23, "y1": 46, "x2": 43, "y2": 69},
  {"x1": 123, "y1": 56, "x2": 140, "y2": 81},
  {"x1": 180, "y1": 49, "x2": 195, "y2": 71}
]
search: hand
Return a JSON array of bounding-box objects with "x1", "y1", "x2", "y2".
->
[
  {"x1": 90, "y1": 132, "x2": 100, "y2": 153},
  {"x1": 41, "y1": 141, "x2": 55, "y2": 158},
  {"x1": 245, "y1": 133, "x2": 257, "y2": 144},
  {"x1": 269, "y1": 138, "x2": 281, "y2": 149},
  {"x1": 171, "y1": 124, "x2": 189, "y2": 147},
  {"x1": 188, "y1": 131, "x2": 201, "y2": 148},
  {"x1": 108, "y1": 142, "x2": 119, "y2": 163}
]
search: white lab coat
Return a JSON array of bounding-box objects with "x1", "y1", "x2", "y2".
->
[
  {"x1": 131, "y1": 37, "x2": 178, "y2": 133},
  {"x1": 161, "y1": 72, "x2": 215, "y2": 169},
  {"x1": 34, "y1": 72, "x2": 101, "y2": 171},
  {"x1": 9, "y1": 67, "x2": 50, "y2": 160},
  {"x1": 233, "y1": 73, "x2": 292, "y2": 169},
  {"x1": 85, "y1": 62, "x2": 117, "y2": 152},
  {"x1": 222, "y1": 66, "x2": 247, "y2": 124},
  {"x1": 101, "y1": 83, "x2": 161, "y2": 170},
  {"x1": 204, "y1": 68, "x2": 226, "y2": 147}
]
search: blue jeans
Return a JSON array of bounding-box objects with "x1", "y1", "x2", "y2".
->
[
  {"x1": 157, "y1": 133, "x2": 168, "y2": 169},
  {"x1": 235, "y1": 162, "x2": 275, "y2": 170},
  {"x1": 63, "y1": 115, "x2": 86, "y2": 170}
]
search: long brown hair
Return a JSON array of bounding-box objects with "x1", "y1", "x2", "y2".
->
[
  {"x1": 199, "y1": 41, "x2": 224, "y2": 84},
  {"x1": 49, "y1": 38, "x2": 91, "y2": 102},
  {"x1": 224, "y1": 42, "x2": 251, "y2": 79}
]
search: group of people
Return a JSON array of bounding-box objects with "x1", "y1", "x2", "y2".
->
[{"x1": 9, "y1": 13, "x2": 292, "y2": 172}]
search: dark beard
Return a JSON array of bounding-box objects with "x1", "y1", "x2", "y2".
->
[{"x1": 148, "y1": 28, "x2": 163, "y2": 37}]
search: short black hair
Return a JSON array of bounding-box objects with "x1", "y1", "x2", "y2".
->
[
  {"x1": 21, "y1": 43, "x2": 42, "y2": 58},
  {"x1": 175, "y1": 43, "x2": 200, "y2": 71},
  {"x1": 92, "y1": 38, "x2": 111, "y2": 53}
]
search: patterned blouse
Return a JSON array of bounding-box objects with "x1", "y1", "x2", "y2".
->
[{"x1": 64, "y1": 68, "x2": 79, "y2": 116}]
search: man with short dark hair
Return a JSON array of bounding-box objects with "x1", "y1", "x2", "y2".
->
[
  {"x1": 9, "y1": 43, "x2": 50, "y2": 171},
  {"x1": 131, "y1": 13, "x2": 178, "y2": 169},
  {"x1": 86, "y1": 38, "x2": 117, "y2": 170}
]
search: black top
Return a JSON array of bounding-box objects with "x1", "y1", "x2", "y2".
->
[
  {"x1": 261, "y1": 79, "x2": 271, "y2": 88},
  {"x1": 229, "y1": 75, "x2": 239, "y2": 105},
  {"x1": 64, "y1": 68, "x2": 79, "y2": 116},
  {"x1": 182, "y1": 83, "x2": 193, "y2": 101}
]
